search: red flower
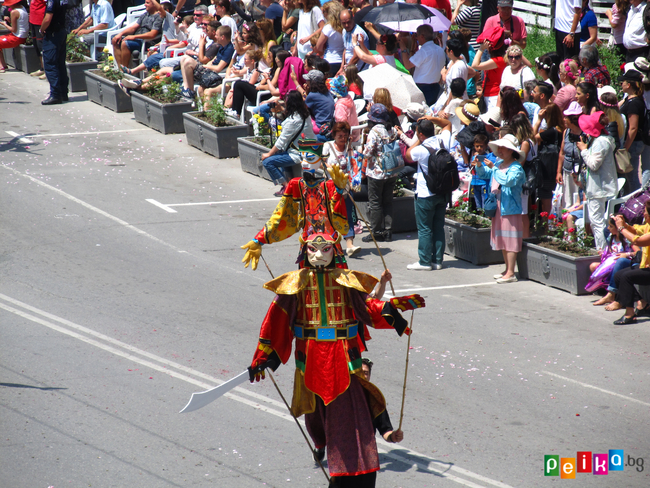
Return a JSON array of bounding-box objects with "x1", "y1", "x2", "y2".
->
[
  {"x1": 549, "y1": 214, "x2": 557, "y2": 220},
  {"x1": 531, "y1": 204, "x2": 538, "y2": 210},
  {"x1": 462, "y1": 197, "x2": 469, "y2": 202},
  {"x1": 454, "y1": 201, "x2": 460, "y2": 207},
  {"x1": 540, "y1": 211, "x2": 549, "y2": 218},
  {"x1": 568, "y1": 228, "x2": 576, "y2": 233}
]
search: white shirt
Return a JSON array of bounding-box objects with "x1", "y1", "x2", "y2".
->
[
  {"x1": 219, "y1": 16, "x2": 238, "y2": 39},
  {"x1": 187, "y1": 22, "x2": 203, "y2": 50},
  {"x1": 554, "y1": 0, "x2": 582, "y2": 33},
  {"x1": 624, "y1": 1, "x2": 648, "y2": 50},
  {"x1": 297, "y1": 7, "x2": 324, "y2": 57},
  {"x1": 410, "y1": 40, "x2": 445, "y2": 84},
  {"x1": 411, "y1": 133, "x2": 451, "y2": 197},
  {"x1": 499, "y1": 65, "x2": 536, "y2": 91},
  {"x1": 342, "y1": 25, "x2": 368, "y2": 70},
  {"x1": 322, "y1": 24, "x2": 345, "y2": 64},
  {"x1": 446, "y1": 59, "x2": 469, "y2": 90}
]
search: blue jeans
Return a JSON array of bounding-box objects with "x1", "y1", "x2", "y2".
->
[
  {"x1": 415, "y1": 193, "x2": 447, "y2": 266},
  {"x1": 43, "y1": 30, "x2": 68, "y2": 99},
  {"x1": 607, "y1": 257, "x2": 632, "y2": 293},
  {"x1": 144, "y1": 52, "x2": 163, "y2": 70},
  {"x1": 262, "y1": 151, "x2": 295, "y2": 184},
  {"x1": 416, "y1": 83, "x2": 440, "y2": 106}
]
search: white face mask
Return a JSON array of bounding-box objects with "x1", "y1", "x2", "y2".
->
[{"x1": 307, "y1": 240, "x2": 334, "y2": 267}]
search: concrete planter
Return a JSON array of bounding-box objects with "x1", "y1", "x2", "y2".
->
[
  {"x1": 66, "y1": 56, "x2": 99, "y2": 92},
  {"x1": 131, "y1": 91, "x2": 193, "y2": 134},
  {"x1": 183, "y1": 112, "x2": 251, "y2": 156},
  {"x1": 15, "y1": 44, "x2": 40, "y2": 73},
  {"x1": 517, "y1": 238, "x2": 600, "y2": 295},
  {"x1": 237, "y1": 136, "x2": 302, "y2": 181},
  {"x1": 3, "y1": 47, "x2": 16, "y2": 68},
  {"x1": 444, "y1": 218, "x2": 503, "y2": 265},
  {"x1": 85, "y1": 69, "x2": 133, "y2": 113},
  {"x1": 355, "y1": 196, "x2": 417, "y2": 233}
]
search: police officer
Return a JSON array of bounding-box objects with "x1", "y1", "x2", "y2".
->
[{"x1": 40, "y1": 0, "x2": 68, "y2": 104}]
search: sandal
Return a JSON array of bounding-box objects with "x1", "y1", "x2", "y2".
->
[
  {"x1": 613, "y1": 315, "x2": 637, "y2": 325},
  {"x1": 121, "y1": 66, "x2": 132, "y2": 75},
  {"x1": 635, "y1": 304, "x2": 650, "y2": 317}
]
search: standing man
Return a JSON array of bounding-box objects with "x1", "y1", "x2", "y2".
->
[
  {"x1": 482, "y1": 0, "x2": 527, "y2": 49},
  {"x1": 531, "y1": 81, "x2": 553, "y2": 129},
  {"x1": 71, "y1": 0, "x2": 115, "y2": 56},
  {"x1": 40, "y1": 0, "x2": 68, "y2": 105},
  {"x1": 554, "y1": 0, "x2": 581, "y2": 60},
  {"x1": 111, "y1": 0, "x2": 163, "y2": 69},
  {"x1": 623, "y1": 0, "x2": 649, "y2": 62},
  {"x1": 399, "y1": 24, "x2": 445, "y2": 106},
  {"x1": 340, "y1": 9, "x2": 367, "y2": 71},
  {"x1": 261, "y1": 0, "x2": 284, "y2": 38},
  {"x1": 405, "y1": 117, "x2": 452, "y2": 271}
]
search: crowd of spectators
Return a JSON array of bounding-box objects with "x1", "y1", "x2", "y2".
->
[{"x1": 4, "y1": 0, "x2": 650, "y2": 319}]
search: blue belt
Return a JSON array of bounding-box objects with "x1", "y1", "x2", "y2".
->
[{"x1": 294, "y1": 324, "x2": 358, "y2": 341}]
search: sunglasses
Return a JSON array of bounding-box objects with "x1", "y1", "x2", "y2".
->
[
  {"x1": 509, "y1": 55, "x2": 522, "y2": 60},
  {"x1": 193, "y1": 13, "x2": 203, "y2": 17},
  {"x1": 202, "y1": 23, "x2": 209, "y2": 26}
]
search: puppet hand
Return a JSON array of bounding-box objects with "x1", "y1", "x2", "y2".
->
[
  {"x1": 390, "y1": 294, "x2": 425, "y2": 311},
  {"x1": 330, "y1": 163, "x2": 349, "y2": 190},
  {"x1": 241, "y1": 240, "x2": 262, "y2": 270},
  {"x1": 249, "y1": 346, "x2": 280, "y2": 382}
]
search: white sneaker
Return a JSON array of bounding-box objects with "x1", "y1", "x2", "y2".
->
[
  {"x1": 496, "y1": 275, "x2": 518, "y2": 284},
  {"x1": 432, "y1": 263, "x2": 442, "y2": 270},
  {"x1": 346, "y1": 246, "x2": 361, "y2": 257},
  {"x1": 407, "y1": 262, "x2": 432, "y2": 271}
]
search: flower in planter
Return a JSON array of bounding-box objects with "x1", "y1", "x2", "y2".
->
[
  {"x1": 446, "y1": 189, "x2": 491, "y2": 228},
  {"x1": 535, "y1": 212, "x2": 595, "y2": 254},
  {"x1": 96, "y1": 49, "x2": 123, "y2": 82}
]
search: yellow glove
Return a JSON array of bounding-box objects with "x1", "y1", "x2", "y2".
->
[
  {"x1": 241, "y1": 240, "x2": 262, "y2": 270},
  {"x1": 330, "y1": 163, "x2": 349, "y2": 191}
]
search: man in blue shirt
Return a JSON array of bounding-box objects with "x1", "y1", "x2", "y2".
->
[
  {"x1": 72, "y1": 0, "x2": 115, "y2": 55},
  {"x1": 261, "y1": 0, "x2": 284, "y2": 37},
  {"x1": 40, "y1": 0, "x2": 68, "y2": 104},
  {"x1": 177, "y1": 25, "x2": 234, "y2": 99}
]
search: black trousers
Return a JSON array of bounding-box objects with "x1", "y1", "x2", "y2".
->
[
  {"x1": 554, "y1": 29, "x2": 579, "y2": 61},
  {"x1": 329, "y1": 471, "x2": 376, "y2": 488},
  {"x1": 626, "y1": 46, "x2": 650, "y2": 63},
  {"x1": 232, "y1": 80, "x2": 270, "y2": 115},
  {"x1": 613, "y1": 266, "x2": 650, "y2": 308}
]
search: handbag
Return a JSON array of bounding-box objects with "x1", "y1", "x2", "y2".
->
[{"x1": 614, "y1": 148, "x2": 633, "y2": 173}]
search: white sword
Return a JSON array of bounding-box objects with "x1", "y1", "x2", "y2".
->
[{"x1": 179, "y1": 370, "x2": 250, "y2": 413}]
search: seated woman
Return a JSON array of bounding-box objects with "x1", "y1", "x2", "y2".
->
[
  {"x1": 261, "y1": 90, "x2": 316, "y2": 196},
  {"x1": 219, "y1": 49, "x2": 264, "y2": 114},
  {"x1": 608, "y1": 208, "x2": 650, "y2": 324},
  {"x1": 291, "y1": 69, "x2": 334, "y2": 141},
  {"x1": 590, "y1": 214, "x2": 638, "y2": 306},
  {"x1": 0, "y1": 0, "x2": 29, "y2": 73}
]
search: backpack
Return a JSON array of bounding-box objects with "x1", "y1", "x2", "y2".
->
[
  {"x1": 374, "y1": 128, "x2": 404, "y2": 175},
  {"x1": 423, "y1": 139, "x2": 460, "y2": 197},
  {"x1": 620, "y1": 188, "x2": 650, "y2": 225}
]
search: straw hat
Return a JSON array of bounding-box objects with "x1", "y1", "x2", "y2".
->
[
  {"x1": 455, "y1": 100, "x2": 480, "y2": 126},
  {"x1": 488, "y1": 134, "x2": 525, "y2": 163}
]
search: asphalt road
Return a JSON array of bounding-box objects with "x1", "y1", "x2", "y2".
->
[{"x1": 1, "y1": 71, "x2": 649, "y2": 488}]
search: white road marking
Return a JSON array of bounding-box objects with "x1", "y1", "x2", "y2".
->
[
  {"x1": 1, "y1": 293, "x2": 514, "y2": 488},
  {"x1": 544, "y1": 372, "x2": 650, "y2": 408},
  {"x1": 5, "y1": 131, "x2": 34, "y2": 144},
  {"x1": 168, "y1": 198, "x2": 279, "y2": 207},
  {"x1": 24, "y1": 129, "x2": 150, "y2": 138},
  {"x1": 145, "y1": 199, "x2": 177, "y2": 213},
  {"x1": 1, "y1": 166, "x2": 185, "y2": 254},
  {"x1": 385, "y1": 282, "x2": 497, "y2": 296}
]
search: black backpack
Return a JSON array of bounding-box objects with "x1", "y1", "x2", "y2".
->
[{"x1": 423, "y1": 146, "x2": 460, "y2": 197}]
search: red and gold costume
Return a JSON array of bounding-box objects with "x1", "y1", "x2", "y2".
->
[
  {"x1": 250, "y1": 265, "x2": 420, "y2": 478},
  {"x1": 254, "y1": 177, "x2": 350, "y2": 267}
]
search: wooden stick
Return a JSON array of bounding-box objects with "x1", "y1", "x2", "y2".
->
[
  {"x1": 397, "y1": 310, "x2": 415, "y2": 431},
  {"x1": 260, "y1": 253, "x2": 274, "y2": 279},
  {"x1": 318, "y1": 156, "x2": 395, "y2": 296},
  {"x1": 268, "y1": 371, "x2": 330, "y2": 483}
]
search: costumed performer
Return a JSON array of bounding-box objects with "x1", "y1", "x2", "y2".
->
[
  {"x1": 249, "y1": 231, "x2": 425, "y2": 487},
  {"x1": 241, "y1": 141, "x2": 351, "y2": 270}
]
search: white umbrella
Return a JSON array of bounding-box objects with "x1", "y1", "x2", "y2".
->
[
  {"x1": 378, "y1": 6, "x2": 451, "y2": 33},
  {"x1": 358, "y1": 63, "x2": 425, "y2": 110}
]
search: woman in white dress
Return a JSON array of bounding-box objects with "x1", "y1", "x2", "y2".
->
[{"x1": 500, "y1": 45, "x2": 536, "y2": 92}]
